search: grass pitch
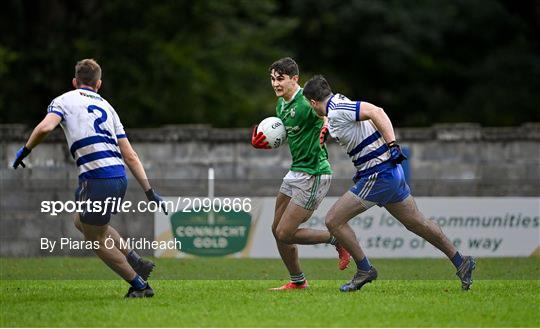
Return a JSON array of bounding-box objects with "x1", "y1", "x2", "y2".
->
[{"x1": 1, "y1": 257, "x2": 539, "y2": 327}]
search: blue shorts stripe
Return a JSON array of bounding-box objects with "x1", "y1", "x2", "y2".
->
[
  {"x1": 350, "y1": 165, "x2": 411, "y2": 207},
  {"x1": 358, "y1": 173, "x2": 378, "y2": 199},
  {"x1": 348, "y1": 131, "x2": 382, "y2": 157},
  {"x1": 70, "y1": 136, "x2": 118, "y2": 158},
  {"x1": 353, "y1": 144, "x2": 389, "y2": 166},
  {"x1": 76, "y1": 150, "x2": 122, "y2": 166}
]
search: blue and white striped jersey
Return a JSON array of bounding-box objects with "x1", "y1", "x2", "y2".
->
[
  {"x1": 326, "y1": 94, "x2": 391, "y2": 174},
  {"x1": 47, "y1": 88, "x2": 126, "y2": 181}
]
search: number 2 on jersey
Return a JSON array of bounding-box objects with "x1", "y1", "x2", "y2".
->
[{"x1": 87, "y1": 105, "x2": 112, "y2": 136}]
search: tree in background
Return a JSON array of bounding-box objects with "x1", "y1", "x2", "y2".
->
[
  {"x1": 284, "y1": 0, "x2": 540, "y2": 126},
  {"x1": 1, "y1": 0, "x2": 538, "y2": 127},
  {"x1": 0, "y1": 0, "x2": 296, "y2": 127}
]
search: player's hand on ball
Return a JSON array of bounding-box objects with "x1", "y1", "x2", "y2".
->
[
  {"x1": 319, "y1": 125, "x2": 329, "y2": 145},
  {"x1": 388, "y1": 141, "x2": 407, "y2": 164},
  {"x1": 251, "y1": 125, "x2": 270, "y2": 149},
  {"x1": 12, "y1": 146, "x2": 31, "y2": 169},
  {"x1": 145, "y1": 188, "x2": 168, "y2": 215}
]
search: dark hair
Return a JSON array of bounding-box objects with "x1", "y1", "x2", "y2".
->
[
  {"x1": 269, "y1": 57, "x2": 299, "y2": 76},
  {"x1": 303, "y1": 75, "x2": 332, "y2": 101},
  {"x1": 75, "y1": 58, "x2": 101, "y2": 87}
]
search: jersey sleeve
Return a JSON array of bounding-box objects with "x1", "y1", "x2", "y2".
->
[
  {"x1": 46, "y1": 98, "x2": 65, "y2": 121},
  {"x1": 329, "y1": 102, "x2": 362, "y2": 133},
  {"x1": 110, "y1": 107, "x2": 127, "y2": 139},
  {"x1": 334, "y1": 101, "x2": 361, "y2": 122}
]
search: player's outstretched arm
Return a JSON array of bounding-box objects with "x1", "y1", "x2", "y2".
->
[
  {"x1": 12, "y1": 113, "x2": 61, "y2": 169},
  {"x1": 118, "y1": 138, "x2": 168, "y2": 214},
  {"x1": 118, "y1": 138, "x2": 151, "y2": 190},
  {"x1": 358, "y1": 102, "x2": 396, "y2": 143},
  {"x1": 359, "y1": 102, "x2": 407, "y2": 164}
]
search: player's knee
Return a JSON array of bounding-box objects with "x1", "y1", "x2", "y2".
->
[
  {"x1": 325, "y1": 212, "x2": 340, "y2": 232},
  {"x1": 271, "y1": 224, "x2": 279, "y2": 239},
  {"x1": 275, "y1": 227, "x2": 294, "y2": 244}
]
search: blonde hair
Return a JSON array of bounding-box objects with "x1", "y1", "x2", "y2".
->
[{"x1": 75, "y1": 59, "x2": 101, "y2": 87}]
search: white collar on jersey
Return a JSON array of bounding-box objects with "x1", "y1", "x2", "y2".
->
[
  {"x1": 283, "y1": 86, "x2": 301, "y2": 104},
  {"x1": 325, "y1": 93, "x2": 336, "y2": 115}
]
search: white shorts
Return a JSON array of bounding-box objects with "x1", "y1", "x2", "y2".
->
[{"x1": 279, "y1": 171, "x2": 332, "y2": 210}]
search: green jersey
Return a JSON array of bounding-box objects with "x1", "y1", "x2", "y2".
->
[{"x1": 276, "y1": 88, "x2": 332, "y2": 175}]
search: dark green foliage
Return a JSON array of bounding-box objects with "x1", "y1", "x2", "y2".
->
[
  {"x1": 287, "y1": 0, "x2": 540, "y2": 126},
  {"x1": 1, "y1": 0, "x2": 538, "y2": 127}
]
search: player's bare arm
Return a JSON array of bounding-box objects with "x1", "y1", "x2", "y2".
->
[
  {"x1": 118, "y1": 138, "x2": 151, "y2": 191},
  {"x1": 356, "y1": 101, "x2": 406, "y2": 164},
  {"x1": 358, "y1": 102, "x2": 396, "y2": 143},
  {"x1": 25, "y1": 113, "x2": 62, "y2": 149},
  {"x1": 12, "y1": 113, "x2": 62, "y2": 169},
  {"x1": 118, "y1": 138, "x2": 167, "y2": 214}
]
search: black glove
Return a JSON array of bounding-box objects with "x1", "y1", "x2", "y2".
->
[
  {"x1": 387, "y1": 141, "x2": 407, "y2": 164},
  {"x1": 12, "y1": 146, "x2": 31, "y2": 169},
  {"x1": 145, "y1": 188, "x2": 168, "y2": 215}
]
